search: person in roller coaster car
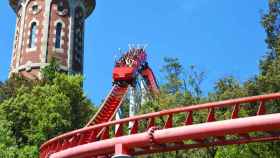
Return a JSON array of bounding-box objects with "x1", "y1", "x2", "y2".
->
[{"x1": 115, "y1": 48, "x2": 146, "y2": 67}]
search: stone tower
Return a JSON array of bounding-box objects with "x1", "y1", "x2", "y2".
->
[{"x1": 8, "y1": 0, "x2": 96, "y2": 79}]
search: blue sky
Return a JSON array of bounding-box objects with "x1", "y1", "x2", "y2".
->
[{"x1": 0, "y1": 0, "x2": 268, "y2": 105}]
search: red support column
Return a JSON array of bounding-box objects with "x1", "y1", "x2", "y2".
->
[{"x1": 112, "y1": 144, "x2": 132, "y2": 158}]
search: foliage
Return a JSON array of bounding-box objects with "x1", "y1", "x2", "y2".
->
[
  {"x1": 41, "y1": 58, "x2": 61, "y2": 83},
  {"x1": 160, "y1": 57, "x2": 184, "y2": 94},
  {"x1": 0, "y1": 114, "x2": 18, "y2": 158},
  {"x1": 0, "y1": 63, "x2": 96, "y2": 157},
  {"x1": 0, "y1": 75, "x2": 35, "y2": 103}
]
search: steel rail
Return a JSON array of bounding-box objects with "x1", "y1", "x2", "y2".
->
[
  {"x1": 42, "y1": 93, "x2": 280, "y2": 147},
  {"x1": 49, "y1": 113, "x2": 280, "y2": 158},
  {"x1": 40, "y1": 93, "x2": 280, "y2": 158}
]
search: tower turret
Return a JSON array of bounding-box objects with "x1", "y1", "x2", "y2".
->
[{"x1": 9, "y1": 0, "x2": 96, "y2": 79}]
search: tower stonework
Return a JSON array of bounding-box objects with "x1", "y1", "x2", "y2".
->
[{"x1": 9, "y1": 0, "x2": 95, "y2": 79}]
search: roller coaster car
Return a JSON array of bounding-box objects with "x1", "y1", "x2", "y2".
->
[{"x1": 113, "y1": 66, "x2": 136, "y2": 82}]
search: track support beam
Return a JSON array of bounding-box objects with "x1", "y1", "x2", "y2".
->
[
  {"x1": 112, "y1": 155, "x2": 133, "y2": 158},
  {"x1": 113, "y1": 144, "x2": 132, "y2": 158}
]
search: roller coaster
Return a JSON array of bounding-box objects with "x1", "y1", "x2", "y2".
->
[{"x1": 40, "y1": 48, "x2": 280, "y2": 158}]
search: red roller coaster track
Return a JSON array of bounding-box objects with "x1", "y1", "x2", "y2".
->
[
  {"x1": 40, "y1": 49, "x2": 280, "y2": 158},
  {"x1": 85, "y1": 48, "x2": 158, "y2": 128}
]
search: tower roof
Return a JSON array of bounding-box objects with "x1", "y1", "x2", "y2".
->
[
  {"x1": 8, "y1": 0, "x2": 18, "y2": 11},
  {"x1": 9, "y1": 0, "x2": 96, "y2": 18},
  {"x1": 83, "y1": 0, "x2": 96, "y2": 17}
]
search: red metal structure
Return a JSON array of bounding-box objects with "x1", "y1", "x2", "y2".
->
[
  {"x1": 40, "y1": 49, "x2": 280, "y2": 158},
  {"x1": 85, "y1": 48, "x2": 158, "y2": 127}
]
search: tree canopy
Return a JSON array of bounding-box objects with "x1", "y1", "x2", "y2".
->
[{"x1": 0, "y1": 63, "x2": 97, "y2": 157}]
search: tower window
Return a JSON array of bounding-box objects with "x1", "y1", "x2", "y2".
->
[
  {"x1": 57, "y1": 2, "x2": 64, "y2": 12},
  {"x1": 55, "y1": 23, "x2": 62, "y2": 48},
  {"x1": 32, "y1": 5, "x2": 38, "y2": 12},
  {"x1": 29, "y1": 22, "x2": 37, "y2": 48},
  {"x1": 56, "y1": 2, "x2": 68, "y2": 16},
  {"x1": 58, "y1": 5, "x2": 64, "y2": 12}
]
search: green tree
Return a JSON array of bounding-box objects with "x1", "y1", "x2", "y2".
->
[
  {"x1": 256, "y1": 0, "x2": 280, "y2": 94},
  {"x1": 209, "y1": 76, "x2": 247, "y2": 101},
  {"x1": 0, "y1": 75, "x2": 35, "y2": 103},
  {"x1": 0, "y1": 63, "x2": 97, "y2": 157},
  {"x1": 41, "y1": 58, "x2": 61, "y2": 83},
  {"x1": 161, "y1": 57, "x2": 184, "y2": 94},
  {"x1": 0, "y1": 115, "x2": 18, "y2": 158}
]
